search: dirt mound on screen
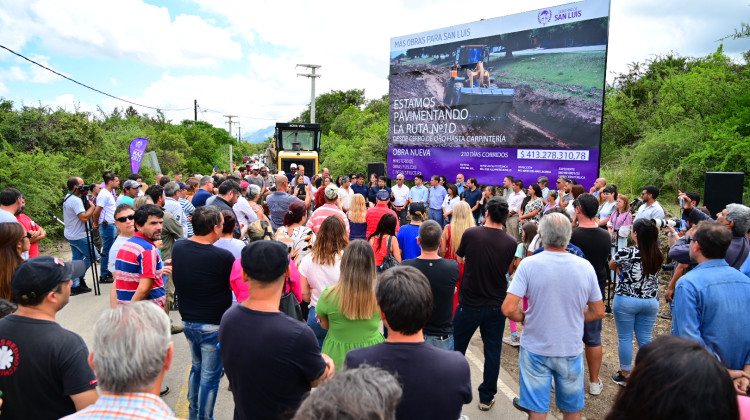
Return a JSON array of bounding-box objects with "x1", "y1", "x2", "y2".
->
[{"x1": 389, "y1": 64, "x2": 602, "y2": 149}]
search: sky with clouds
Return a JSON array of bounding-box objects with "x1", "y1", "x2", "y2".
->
[{"x1": 0, "y1": 0, "x2": 748, "y2": 136}]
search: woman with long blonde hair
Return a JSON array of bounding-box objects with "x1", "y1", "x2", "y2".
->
[
  {"x1": 347, "y1": 194, "x2": 368, "y2": 241},
  {"x1": 0, "y1": 222, "x2": 28, "y2": 300},
  {"x1": 299, "y1": 216, "x2": 349, "y2": 347},
  {"x1": 316, "y1": 240, "x2": 384, "y2": 369},
  {"x1": 440, "y1": 201, "x2": 475, "y2": 313}
]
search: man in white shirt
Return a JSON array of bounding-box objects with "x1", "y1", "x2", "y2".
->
[
  {"x1": 93, "y1": 171, "x2": 119, "y2": 282},
  {"x1": 506, "y1": 179, "x2": 526, "y2": 242},
  {"x1": 635, "y1": 185, "x2": 665, "y2": 220},
  {"x1": 163, "y1": 182, "x2": 188, "y2": 238},
  {"x1": 338, "y1": 176, "x2": 355, "y2": 213},
  {"x1": 234, "y1": 181, "x2": 257, "y2": 228},
  {"x1": 392, "y1": 174, "x2": 411, "y2": 226}
]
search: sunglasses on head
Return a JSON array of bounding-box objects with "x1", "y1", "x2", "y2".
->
[{"x1": 116, "y1": 214, "x2": 135, "y2": 223}]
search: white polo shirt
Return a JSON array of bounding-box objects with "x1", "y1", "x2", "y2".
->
[{"x1": 392, "y1": 184, "x2": 410, "y2": 207}]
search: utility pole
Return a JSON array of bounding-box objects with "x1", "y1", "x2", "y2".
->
[
  {"x1": 296, "y1": 64, "x2": 321, "y2": 124},
  {"x1": 224, "y1": 115, "x2": 238, "y2": 137},
  {"x1": 194, "y1": 99, "x2": 198, "y2": 121},
  {"x1": 237, "y1": 126, "x2": 242, "y2": 142}
]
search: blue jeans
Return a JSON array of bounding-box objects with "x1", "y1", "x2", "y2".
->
[
  {"x1": 519, "y1": 347, "x2": 584, "y2": 413},
  {"x1": 428, "y1": 208, "x2": 444, "y2": 228},
  {"x1": 99, "y1": 223, "x2": 116, "y2": 277},
  {"x1": 424, "y1": 334, "x2": 454, "y2": 351},
  {"x1": 67, "y1": 237, "x2": 93, "y2": 287},
  {"x1": 307, "y1": 306, "x2": 328, "y2": 349},
  {"x1": 183, "y1": 322, "x2": 222, "y2": 420},
  {"x1": 612, "y1": 294, "x2": 658, "y2": 371},
  {"x1": 453, "y1": 303, "x2": 506, "y2": 403}
]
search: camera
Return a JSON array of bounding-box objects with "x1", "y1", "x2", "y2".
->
[
  {"x1": 77, "y1": 184, "x2": 92, "y2": 193},
  {"x1": 630, "y1": 198, "x2": 642, "y2": 210},
  {"x1": 652, "y1": 218, "x2": 681, "y2": 229}
]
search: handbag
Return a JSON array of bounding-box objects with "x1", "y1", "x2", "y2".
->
[
  {"x1": 377, "y1": 236, "x2": 400, "y2": 273},
  {"x1": 279, "y1": 276, "x2": 303, "y2": 321}
]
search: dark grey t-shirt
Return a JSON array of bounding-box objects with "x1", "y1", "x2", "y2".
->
[
  {"x1": 456, "y1": 226, "x2": 517, "y2": 307},
  {"x1": 0, "y1": 315, "x2": 97, "y2": 420}
]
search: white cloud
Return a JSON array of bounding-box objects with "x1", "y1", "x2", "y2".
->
[
  {"x1": 0, "y1": 81, "x2": 7, "y2": 96},
  {"x1": 110, "y1": 77, "x2": 119, "y2": 86},
  {"x1": 0, "y1": 0, "x2": 242, "y2": 68}
]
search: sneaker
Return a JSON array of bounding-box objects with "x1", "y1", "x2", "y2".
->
[
  {"x1": 160, "y1": 386, "x2": 170, "y2": 397},
  {"x1": 458, "y1": 416, "x2": 470, "y2": 420},
  {"x1": 478, "y1": 398, "x2": 495, "y2": 411},
  {"x1": 503, "y1": 335, "x2": 520, "y2": 347},
  {"x1": 71, "y1": 286, "x2": 92, "y2": 296},
  {"x1": 512, "y1": 397, "x2": 530, "y2": 413},
  {"x1": 99, "y1": 275, "x2": 114, "y2": 284},
  {"x1": 589, "y1": 378, "x2": 603, "y2": 396},
  {"x1": 612, "y1": 371, "x2": 628, "y2": 387},
  {"x1": 171, "y1": 325, "x2": 184, "y2": 335},
  {"x1": 659, "y1": 311, "x2": 672, "y2": 320}
]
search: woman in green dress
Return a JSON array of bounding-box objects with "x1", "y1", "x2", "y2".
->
[{"x1": 316, "y1": 239, "x2": 384, "y2": 370}]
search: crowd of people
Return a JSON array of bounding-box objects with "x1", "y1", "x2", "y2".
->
[{"x1": 0, "y1": 166, "x2": 749, "y2": 420}]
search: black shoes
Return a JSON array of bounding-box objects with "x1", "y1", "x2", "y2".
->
[
  {"x1": 99, "y1": 274, "x2": 114, "y2": 284},
  {"x1": 71, "y1": 285, "x2": 92, "y2": 296},
  {"x1": 512, "y1": 397, "x2": 529, "y2": 413},
  {"x1": 612, "y1": 371, "x2": 628, "y2": 387}
]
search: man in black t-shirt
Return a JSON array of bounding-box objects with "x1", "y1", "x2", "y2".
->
[
  {"x1": 345, "y1": 266, "x2": 471, "y2": 420},
  {"x1": 453, "y1": 196, "x2": 517, "y2": 411},
  {"x1": 172, "y1": 205, "x2": 234, "y2": 419},
  {"x1": 0, "y1": 257, "x2": 98, "y2": 420},
  {"x1": 219, "y1": 240, "x2": 334, "y2": 420},
  {"x1": 569, "y1": 193, "x2": 612, "y2": 397},
  {"x1": 402, "y1": 220, "x2": 459, "y2": 350}
]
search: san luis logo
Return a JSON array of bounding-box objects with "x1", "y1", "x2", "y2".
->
[{"x1": 538, "y1": 9, "x2": 552, "y2": 25}]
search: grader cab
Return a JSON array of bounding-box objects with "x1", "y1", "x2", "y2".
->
[{"x1": 442, "y1": 45, "x2": 514, "y2": 114}]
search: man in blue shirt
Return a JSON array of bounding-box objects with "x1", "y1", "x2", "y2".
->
[
  {"x1": 455, "y1": 173, "x2": 465, "y2": 196},
  {"x1": 351, "y1": 173, "x2": 369, "y2": 203},
  {"x1": 462, "y1": 177, "x2": 483, "y2": 223},
  {"x1": 192, "y1": 176, "x2": 215, "y2": 208},
  {"x1": 672, "y1": 220, "x2": 750, "y2": 373},
  {"x1": 427, "y1": 175, "x2": 447, "y2": 228},
  {"x1": 408, "y1": 174, "x2": 429, "y2": 207}
]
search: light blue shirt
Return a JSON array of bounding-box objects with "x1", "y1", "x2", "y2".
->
[
  {"x1": 635, "y1": 200, "x2": 665, "y2": 220},
  {"x1": 409, "y1": 185, "x2": 429, "y2": 203},
  {"x1": 428, "y1": 185, "x2": 447, "y2": 210},
  {"x1": 456, "y1": 182, "x2": 465, "y2": 196},
  {"x1": 541, "y1": 187, "x2": 550, "y2": 201},
  {"x1": 672, "y1": 259, "x2": 750, "y2": 370}
]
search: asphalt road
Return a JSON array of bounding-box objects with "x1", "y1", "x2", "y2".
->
[{"x1": 57, "y1": 269, "x2": 538, "y2": 420}]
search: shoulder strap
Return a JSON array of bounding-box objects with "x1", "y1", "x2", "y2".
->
[
  {"x1": 730, "y1": 237, "x2": 747, "y2": 268},
  {"x1": 386, "y1": 235, "x2": 393, "y2": 258}
]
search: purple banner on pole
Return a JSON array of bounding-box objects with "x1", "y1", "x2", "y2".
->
[
  {"x1": 388, "y1": 146, "x2": 600, "y2": 186},
  {"x1": 129, "y1": 138, "x2": 149, "y2": 174}
]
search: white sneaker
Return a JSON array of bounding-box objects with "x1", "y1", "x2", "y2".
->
[
  {"x1": 502, "y1": 335, "x2": 520, "y2": 347},
  {"x1": 589, "y1": 378, "x2": 603, "y2": 396}
]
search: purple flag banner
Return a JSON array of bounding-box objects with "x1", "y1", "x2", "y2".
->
[{"x1": 129, "y1": 138, "x2": 149, "y2": 174}]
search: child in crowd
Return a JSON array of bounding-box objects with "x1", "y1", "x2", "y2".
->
[{"x1": 504, "y1": 222, "x2": 537, "y2": 347}]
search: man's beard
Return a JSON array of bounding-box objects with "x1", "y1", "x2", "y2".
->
[{"x1": 145, "y1": 230, "x2": 162, "y2": 241}]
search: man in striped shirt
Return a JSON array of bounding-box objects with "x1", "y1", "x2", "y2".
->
[
  {"x1": 113, "y1": 204, "x2": 168, "y2": 309},
  {"x1": 306, "y1": 184, "x2": 350, "y2": 235}
]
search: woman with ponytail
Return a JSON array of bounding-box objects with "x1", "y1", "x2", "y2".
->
[{"x1": 608, "y1": 218, "x2": 663, "y2": 387}]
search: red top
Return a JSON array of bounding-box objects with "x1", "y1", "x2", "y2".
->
[
  {"x1": 370, "y1": 235, "x2": 392, "y2": 266},
  {"x1": 15, "y1": 213, "x2": 40, "y2": 258},
  {"x1": 365, "y1": 202, "x2": 400, "y2": 239}
]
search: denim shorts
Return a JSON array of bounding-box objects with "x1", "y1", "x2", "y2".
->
[
  {"x1": 582, "y1": 319, "x2": 602, "y2": 347},
  {"x1": 518, "y1": 347, "x2": 584, "y2": 414}
]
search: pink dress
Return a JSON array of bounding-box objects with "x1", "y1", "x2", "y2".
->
[{"x1": 230, "y1": 257, "x2": 301, "y2": 303}]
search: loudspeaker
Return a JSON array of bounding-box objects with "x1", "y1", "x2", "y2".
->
[
  {"x1": 704, "y1": 172, "x2": 744, "y2": 218},
  {"x1": 368, "y1": 163, "x2": 386, "y2": 179}
]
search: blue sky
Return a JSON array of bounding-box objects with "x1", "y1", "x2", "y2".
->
[{"x1": 0, "y1": 0, "x2": 748, "y2": 135}]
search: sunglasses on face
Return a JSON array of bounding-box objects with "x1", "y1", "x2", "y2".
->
[{"x1": 116, "y1": 214, "x2": 135, "y2": 223}]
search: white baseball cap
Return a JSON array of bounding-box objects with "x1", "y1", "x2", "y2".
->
[{"x1": 290, "y1": 163, "x2": 298, "y2": 168}]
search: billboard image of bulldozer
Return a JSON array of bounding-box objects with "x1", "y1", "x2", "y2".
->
[{"x1": 442, "y1": 45, "x2": 514, "y2": 116}]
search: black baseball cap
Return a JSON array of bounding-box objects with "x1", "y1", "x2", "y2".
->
[
  {"x1": 241, "y1": 241, "x2": 289, "y2": 281},
  {"x1": 12, "y1": 256, "x2": 86, "y2": 303}
]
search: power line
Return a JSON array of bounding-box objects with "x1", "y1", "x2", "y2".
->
[
  {"x1": 201, "y1": 108, "x2": 278, "y2": 121},
  {"x1": 0, "y1": 44, "x2": 192, "y2": 112}
]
